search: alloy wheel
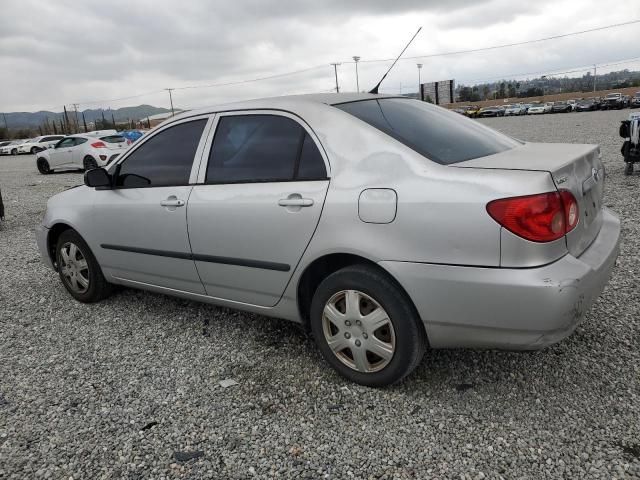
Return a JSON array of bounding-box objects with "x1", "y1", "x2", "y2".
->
[
  {"x1": 322, "y1": 289, "x2": 396, "y2": 373},
  {"x1": 59, "y1": 242, "x2": 90, "y2": 294}
]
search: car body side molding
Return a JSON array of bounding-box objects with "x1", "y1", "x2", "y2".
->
[{"x1": 100, "y1": 244, "x2": 291, "y2": 272}]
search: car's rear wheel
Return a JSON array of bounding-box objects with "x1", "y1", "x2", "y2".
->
[
  {"x1": 83, "y1": 156, "x2": 98, "y2": 171},
  {"x1": 37, "y1": 158, "x2": 51, "y2": 174},
  {"x1": 11, "y1": 148, "x2": 17, "y2": 155},
  {"x1": 30, "y1": 147, "x2": 39, "y2": 155},
  {"x1": 55, "y1": 229, "x2": 112, "y2": 303},
  {"x1": 310, "y1": 265, "x2": 426, "y2": 387}
]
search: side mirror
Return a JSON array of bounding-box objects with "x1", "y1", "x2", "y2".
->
[{"x1": 84, "y1": 168, "x2": 112, "y2": 189}]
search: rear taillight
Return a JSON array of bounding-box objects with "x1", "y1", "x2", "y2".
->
[
  {"x1": 487, "y1": 190, "x2": 579, "y2": 243},
  {"x1": 91, "y1": 141, "x2": 107, "y2": 148}
]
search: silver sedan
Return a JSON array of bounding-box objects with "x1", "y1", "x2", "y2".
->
[{"x1": 36, "y1": 94, "x2": 620, "y2": 386}]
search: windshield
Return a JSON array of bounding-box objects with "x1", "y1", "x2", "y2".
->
[{"x1": 334, "y1": 98, "x2": 519, "y2": 165}]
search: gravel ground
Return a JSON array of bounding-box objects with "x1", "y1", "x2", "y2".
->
[{"x1": 0, "y1": 109, "x2": 639, "y2": 479}]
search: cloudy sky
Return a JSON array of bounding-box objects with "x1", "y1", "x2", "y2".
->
[{"x1": 0, "y1": 0, "x2": 639, "y2": 113}]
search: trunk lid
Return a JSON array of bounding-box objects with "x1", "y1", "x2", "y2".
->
[{"x1": 457, "y1": 142, "x2": 605, "y2": 257}]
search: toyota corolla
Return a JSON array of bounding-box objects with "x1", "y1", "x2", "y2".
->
[{"x1": 36, "y1": 94, "x2": 620, "y2": 386}]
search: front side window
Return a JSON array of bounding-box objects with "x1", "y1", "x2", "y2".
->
[
  {"x1": 335, "y1": 98, "x2": 520, "y2": 165},
  {"x1": 206, "y1": 114, "x2": 326, "y2": 183},
  {"x1": 116, "y1": 119, "x2": 207, "y2": 188},
  {"x1": 57, "y1": 138, "x2": 75, "y2": 148}
]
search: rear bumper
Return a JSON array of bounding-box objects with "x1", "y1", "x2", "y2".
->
[{"x1": 380, "y1": 208, "x2": 620, "y2": 350}]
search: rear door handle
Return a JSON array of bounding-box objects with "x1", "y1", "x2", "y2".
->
[
  {"x1": 278, "y1": 197, "x2": 314, "y2": 207},
  {"x1": 160, "y1": 197, "x2": 185, "y2": 207}
]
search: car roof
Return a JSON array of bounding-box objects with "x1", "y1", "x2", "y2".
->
[{"x1": 167, "y1": 93, "x2": 399, "y2": 122}]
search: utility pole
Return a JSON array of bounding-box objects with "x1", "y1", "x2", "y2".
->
[
  {"x1": 72, "y1": 103, "x2": 80, "y2": 133},
  {"x1": 330, "y1": 63, "x2": 341, "y2": 93},
  {"x1": 2, "y1": 112, "x2": 8, "y2": 135},
  {"x1": 352, "y1": 56, "x2": 360, "y2": 92},
  {"x1": 417, "y1": 63, "x2": 423, "y2": 97},
  {"x1": 165, "y1": 88, "x2": 175, "y2": 116},
  {"x1": 593, "y1": 64, "x2": 597, "y2": 92}
]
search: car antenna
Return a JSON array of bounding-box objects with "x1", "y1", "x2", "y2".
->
[{"x1": 369, "y1": 27, "x2": 422, "y2": 95}]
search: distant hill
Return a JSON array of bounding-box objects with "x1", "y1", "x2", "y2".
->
[{"x1": 3, "y1": 105, "x2": 172, "y2": 129}]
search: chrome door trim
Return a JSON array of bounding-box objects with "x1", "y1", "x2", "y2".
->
[{"x1": 195, "y1": 109, "x2": 331, "y2": 184}]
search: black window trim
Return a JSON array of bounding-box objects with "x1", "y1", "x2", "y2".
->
[
  {"x1": 200, "y1": 110, "x2": 329, "y2": 186},
  {"x1": 109, "y1": 115, "x2": 214, "y2": 190}
]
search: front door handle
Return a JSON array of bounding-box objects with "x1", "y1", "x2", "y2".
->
[
  {"x1": 278, "y1": 197, "x2": 314, "y2": 207},
  {"x1": 160, "y1": 197, "x2": 185, "y2": 207}
]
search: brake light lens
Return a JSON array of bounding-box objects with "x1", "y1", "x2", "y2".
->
[
  {"x1": 91, "y1": 141, "x2": 107, "y2": 148},
  {"x1": 487, "y1": 190, "x2": 579, "y2": 242}
]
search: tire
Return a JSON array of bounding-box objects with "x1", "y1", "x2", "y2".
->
[
  {"x1": 83, "y1": 156, "x2": 98, "y2": 171},
  {"x1": 625, "y1": 163, "x2": 634, "y2": 176},
  {"x1": 30, "y1": 147, "x2": 39, "y2": 155},
  {"x1": 309, "y1": 265, "x2": 426, "y2": 387},
  {"x1": 55, "y1": 229, "x2": 113, "y2": 303},
  {"x1": 11, "y1": 148, "x2": 17, "y2": 155},
  {"x1": 36, "y1": 158, "x2": 51, "y2": 174}
]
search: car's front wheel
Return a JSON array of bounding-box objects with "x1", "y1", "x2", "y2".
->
[
  {"x1": 11, "y1": 148, "x2": 17, "y2": 155},
  {"x1": 310, "y1": 265, "x2": 426, "y2": 387},
  {"x1": 55, "y1": 229, "x2": 113, "y2": 303},
  {"x1": 36, "y1": 158, "x2": 51, "y2": 174},
  {"x1": 30, "y1": 147, "x2": 40, "y2": 155}
]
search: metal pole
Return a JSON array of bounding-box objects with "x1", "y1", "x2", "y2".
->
[
  {"x1": 330, "y1": 63, "x2": 341, "y2": 93},
  {"x1": 72, "y1": 104, "x2": 80, "y2": 133},
  {"x1": 353, "y1": 56, "x2": 360, "y2": 92},
  {"x1": 417, "y1": 64, "x2": 423, "y2": 97},
  {"x1": 593, "y1": 64, "x2": 597, "y2": 92},
  {"x1": 166, "y1": 88, "x2": 175, "y2": 116},
  {"x1": 2, "y1": 112, "x2": 8, "y2": 133}
]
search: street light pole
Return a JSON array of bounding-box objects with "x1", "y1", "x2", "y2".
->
[
  {"x1": 593, "y1": 64, "x2": 597, "y2": 92},
  {"x1": 330, "y1": 63, "x2": 341, "y2": 93},
  {"x1": 417, "y1": 63, "x2": 423, "y2": 99},
  {"x1": 165, "y1": 88, "x2": 175, "y2": 116},
  {"x1": 352, "y1": 56, "x2": 360, "y2": 92}
]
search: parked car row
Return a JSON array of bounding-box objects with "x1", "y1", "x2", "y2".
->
[{"x1": 453, "y1": 91, "x2": 640, "y2": 118}]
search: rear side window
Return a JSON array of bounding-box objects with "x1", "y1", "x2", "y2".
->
[
  {"x1": 74, "y1": 138, "x2": 88, "y2": 146},
  {"x1": 335, "y1": 98, "x2": 519, "y2": 165},
  {"x1": 206, "y1": 114, "x2": 326, "y2": 183},
  {"x1": 116, "y1": 119, "x2": 207, "y2": 188},
  {"x1": 101, "y1": 135, "x2": 126, "y2": 143}
]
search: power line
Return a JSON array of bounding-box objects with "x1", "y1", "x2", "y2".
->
[
  {"x1": 12, "y1": 19, "x2": 640, "y2": 113},
  {"x1": 460, "y1": 56, "x2": 640, "y2": 85},
  {"x1": 348, "y1": 19, "x2": 640, "y2": 64}
]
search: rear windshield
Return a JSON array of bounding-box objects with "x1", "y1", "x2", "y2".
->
[
  {"x1": 100, "y1": 135, "x2": 125, "y2": 143},
  {"x1": 334, "y1": 98, "x2": 519, "y2": 165}
]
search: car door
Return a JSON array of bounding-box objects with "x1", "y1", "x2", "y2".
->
[
  {"x1": 48, "y1": 138, "x2": 75, "y2": 168},
  {"x1": 89, "y1": 115, "x2": 213, "y2": 293},
  {"x1": 187, "y1": 111, "x2": 330, "y2": 307}
]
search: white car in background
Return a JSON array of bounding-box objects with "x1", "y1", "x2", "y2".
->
[
  {"x1": 35, "y1": 132, "x2": 131, "y2": 174},
  {"x1": 17, "y1": 135, "x2": 66, "y2": 154},
  {"x1": 0, "y1": 139, "x2": 31, "y2": 155},
  {"x1": 527, "y1": 102, "x2": 553, "y2": 115},
  {"x1": 504, "y1": 104, "x2": 526, "y2": 116}
]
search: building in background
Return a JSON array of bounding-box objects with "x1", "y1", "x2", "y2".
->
[{"x1": 420, "y1": 79, "x2": 455, "y2": 105}]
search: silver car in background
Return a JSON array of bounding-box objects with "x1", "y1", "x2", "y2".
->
[{"x1": 36, "y1": 94, "x2": 620, "y2": 386}]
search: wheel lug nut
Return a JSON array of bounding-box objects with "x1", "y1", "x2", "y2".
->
[
  {"x1": 362, "y1": 333, "x2": 368, "y2": 339},
  {"x1": 355, "y1": 340, "x2": 361, "y2": 347},
  {"x1": 344, "y1": 332, "x2": 351, "y2": 339},
  {"x1": 356, "y1": 320, "x2": 362, "y2": 326},
  {"x1": 345, "y1": 320, "x2": 351, "y2": 327}
]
